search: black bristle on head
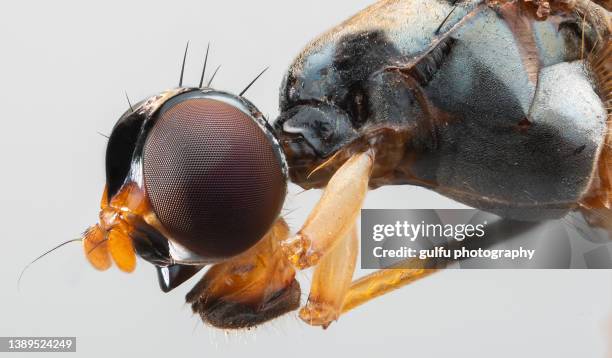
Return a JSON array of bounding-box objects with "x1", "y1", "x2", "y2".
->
[
  {"x1": 239, "y1": 67, "x2": 269, "y2": 97},
  {"x1": 179, "y1": 41, "x2": 189, "y2": 87},
  {"x1": 125, "y1": 91, "x2": 134, "y2": 112},
  {"x1": 207, "y1": 65, "x2": 221, "y2": 87},
  {"x1": 199, "y1": 43, "x2": 210, "y2": 88}
]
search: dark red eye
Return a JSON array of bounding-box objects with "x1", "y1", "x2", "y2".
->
[{"x1": 142, "y1": 97, "x2": 286, "y2": 261}]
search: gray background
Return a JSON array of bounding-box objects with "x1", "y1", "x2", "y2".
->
[{"x1": 0, "y1": 0, "x2": 610, "y2": 357}]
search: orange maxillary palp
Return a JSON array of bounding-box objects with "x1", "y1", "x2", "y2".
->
[
  {"x1": 83, "y1": 225, "x2": 112, "y2": 271},
  {"x1": 108, "y1": 227, "x2": 136, "y2": 273},
  {"x1": 83, "y1": 183, "x2": 146, "y2": 273}
]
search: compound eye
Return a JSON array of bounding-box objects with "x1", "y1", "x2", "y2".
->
[{"x1": 143, "y1": 97, "x2": 286, "y2": 260}]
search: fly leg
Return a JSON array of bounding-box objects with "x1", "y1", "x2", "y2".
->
[
  {"x1": 281, "y1": 150, "x2": 374, "y2": 270},
  {"x1": 299, "y1": 224, "x2": 358, "y2": 328},
  {"x1": 341, "y1": 219, "x2": 545, "y2": 316},
  {"x1": 340, "y1": 245, "x2": 446, "y2": 316},
  {"x1": 341, "y1": 265, "x2": 440, "y2": 315},
  {"x1": 186, "y1": 218, "x2": 301, "y2": 329}
]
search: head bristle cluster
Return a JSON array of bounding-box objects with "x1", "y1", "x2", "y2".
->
[
  {"x1": 176, "y1": 41, "x2": 266, "y2": 95},
  {"x1": 177, "y1": 41, "x2": 222, "y2": 89}
]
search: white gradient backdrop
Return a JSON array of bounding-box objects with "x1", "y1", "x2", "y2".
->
[{"x1": 1, "y1": 1, "x2": 610, "y2": 357}]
